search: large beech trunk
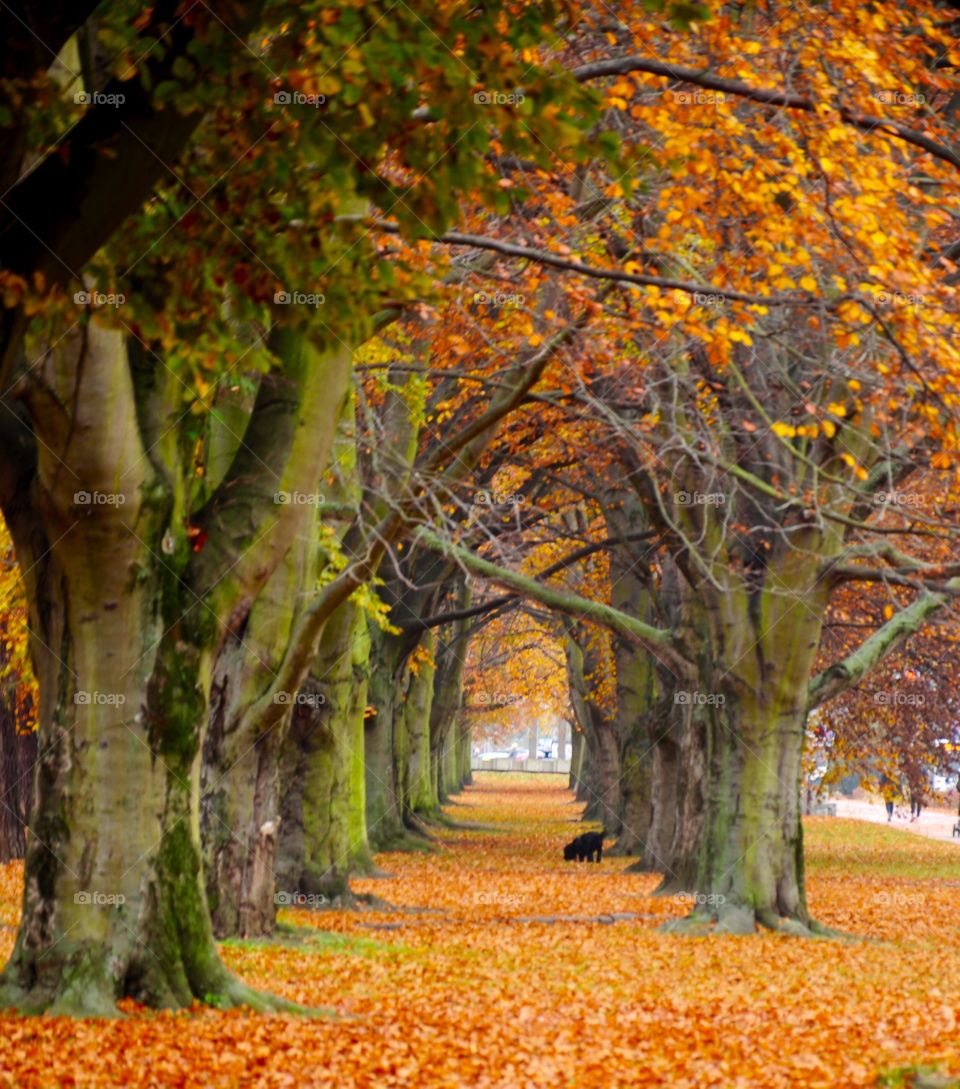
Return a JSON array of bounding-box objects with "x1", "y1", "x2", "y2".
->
[
  {"x1": 364, "y1": 627, "x2": 412, "y2": 849},
  {"x1": 0, "y1": 328, "x2": 245, "y2": 1013},
  {"x1": 275, "y1": 601, "x2": 372, "y2": 904},
  {"x1": 455, "y1": 721, "x2": 473, "y2": 789},
  {"x1": 398, "y1": 632, "x2": 437, "y2": 822},
  {"x1": 564, "y1": 630, "x2": 621, "y2": 831},
  {"x1": 643, "y1": 732, "x2": 680, "y2": 873},
  {"x1": 432, "y1": 618, "x2": 468, "y2": 803},
  {"x1": 0, "y1": 322, "x2": 326, "y2": 1011},
  {"x1": 664, "y1": 554, "x2": 833, "y2": 935},
  {"x1": 200, "y1": 353, "x2": 351, "y2": 938}
]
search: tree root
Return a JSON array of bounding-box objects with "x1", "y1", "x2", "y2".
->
[
  {"x1": 659, "y1": 902, "x2": 850, "y2": 939},
  {"x1": 0, "y1": 962, "x2": 332, "y2": 1018}
]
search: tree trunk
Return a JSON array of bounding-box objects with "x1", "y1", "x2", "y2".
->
[
  {"x1": 399, "y1": 631, "x2": 437, "y2": 821},
  {"x1": 429, "y1": 603, "x2": 470, "y2": 803},
  {"x1": 456, "y1": 720, "x2": 473, "y2": 788},
  {"x1": 0, "y1": 322, "x2": 323, "y2": 1011},
  {"x1": 569, "y1": 729, "x2": 585, "y2": 792},
  {"x1": 0, "y1": 702, "x2": 35, "y2": 862},
  {"x1": 643, "y1": 732, "x2": 681, "y2": 872},
  {"x1": 664, "y1": 557, "x2": 833, "y2": 936},
  {"x1": 0, "y1": 506, "x2": 249, "y2": 1012},
  {"x1": 564, "y1": 629, "x2": 621, "y2": 831},
  {"x1": 199, "y1": 343, "x2": 351, "y2": 939},
  {"x1": 527, "y1": 723, "x2": 538, "y2": 763},
  {"x1": 275, "y1": 601, "x2": 372, "y2": 904},
  {"x1": 364, "y1": 626, "x2": 411, "y2": 848}
]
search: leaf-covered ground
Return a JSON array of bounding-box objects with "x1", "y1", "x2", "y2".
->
[{"x1": 1, "y1": 773, "x2": 959, "y2": 1088}]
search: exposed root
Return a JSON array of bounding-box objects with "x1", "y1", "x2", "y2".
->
[{"x1": 659, "y1": 901, "x2": 849, "y2": 939}]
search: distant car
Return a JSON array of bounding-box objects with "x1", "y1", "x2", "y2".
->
[
  {"x1": 932, "y1": 774, "x2": 954, "y2": 793},
  {"x1": 478, "y1": 751, "x2": 513, "y2": 762}
]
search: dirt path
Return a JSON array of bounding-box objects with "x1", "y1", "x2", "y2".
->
[{"x1": 831, "y1": 796, "x2": 960, "y2": 843}]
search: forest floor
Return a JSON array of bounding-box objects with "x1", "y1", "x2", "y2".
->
[{"x1": 1, "y1": 772, "x2": 960, "y2": 1088}]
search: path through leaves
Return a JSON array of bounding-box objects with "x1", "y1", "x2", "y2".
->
[{"x1": 1, "y1": 773, "x2": 959, "y2": 1087}]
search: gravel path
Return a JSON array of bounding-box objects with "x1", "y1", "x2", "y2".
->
[{"x1": 831, "y1": 796, "x2": 960, "y2": 843}]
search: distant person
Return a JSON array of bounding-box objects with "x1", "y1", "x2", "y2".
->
[
  {"x1": 879, "y1": 773, "x2": 896, "y2": 821},
  {"x1": 909, "y1": 786, "x2": 924, "y2": 822}
]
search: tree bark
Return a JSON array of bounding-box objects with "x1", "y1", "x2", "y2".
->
[
  {"x1": 200, "y1": 347, "x2": 352, "y2": 938},
  {"x1": 399, "y1": 631, "x2": 437, "y2": 821},
  {"x1": 569, "y1": 729, "x2": 585, "y2": 792},
  {"x1": 0, "y1": 322, "x2": 321, "y2": 1011},
  {"x1": 364, "y1": 627, "x2": 412, "y2": 848},
  {"x1": 664, "y1": 548, "x2": 834, "y2": 935},
  {"x1": 564, "y1": 629, "x2": 621, "y2": 831},
  {"x1": 275, "y1": 601, "x2": 372, "y2": 904},
  {"x1": 0, "y1": 698, "x2": 35, "y2": 862}
]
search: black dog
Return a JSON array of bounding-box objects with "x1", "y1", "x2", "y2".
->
[{"x1": 563, "y1": 831, "x2": 604, "y2": 863}]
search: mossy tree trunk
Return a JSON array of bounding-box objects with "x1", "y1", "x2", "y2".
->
[
  {"x1": 275, "y1": 600, "x2": 373, "y2": 904},
  {"x1": 430, "y1": 599, "x2": 470, "y2": 803},
  {"x1": 364, "y1": 626, "x2": 414, "y2": 849},
  {"x1": 200, "y1": 357, "x2": 352, "y2": 938},
  {"x1": 0, "y1": 322, "x2": 333, "y2": 1012},
  {"x1": 664, "y1": 542, "x2": 837, "y2": 934},
  {"x1": 564, "y1": 626, "x2": 620, "y2": 831},
  {"x1": 455, "y1": 719, "x2": 473, "y2": 789},
  {"x1": 398, "y1": 631, "x2": 437, "y2": 822}
]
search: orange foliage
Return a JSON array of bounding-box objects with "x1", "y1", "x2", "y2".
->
[{"x1": 1, "y1": 776, "x2": 959, "y2": 1087}]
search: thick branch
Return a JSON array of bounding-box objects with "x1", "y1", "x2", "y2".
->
[
  {"x1": 415, "y1": 527, "x2": 691, "y2": 678},
  {"x1": 398, "y1": 529, "x2": 658, "y2": 631}
]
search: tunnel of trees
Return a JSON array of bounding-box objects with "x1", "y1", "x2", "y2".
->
[{"x1": 0, "y1": 0, "x2": 958, "y2": 1016}]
